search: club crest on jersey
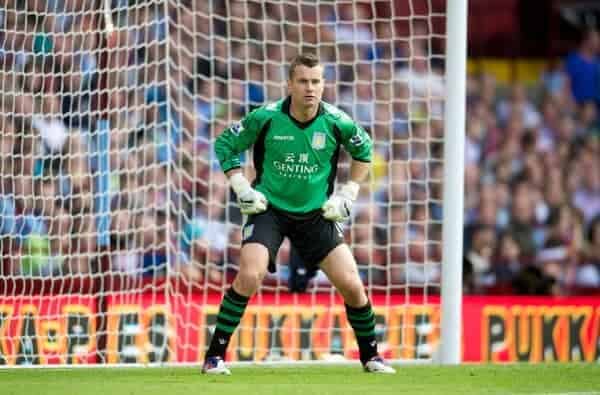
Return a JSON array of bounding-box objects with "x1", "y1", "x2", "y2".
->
[
  {"x1": 242, "y1": 224, "x2": 254, "y2": 240},
  {"x1": 311, "y1": 132, "x2": 326, "y2": 150}
]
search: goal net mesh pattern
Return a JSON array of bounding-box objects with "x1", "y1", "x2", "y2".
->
[{"x1": 0, "y1": 0, "x2": 446, "y2": 365}]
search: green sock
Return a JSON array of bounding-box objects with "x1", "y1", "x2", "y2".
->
[
  {"x1": 205, "y1": 287, "x2": 249, "y2": 359},
  {"x1": 345, "y1": 301, "x2": 378, "y2": 364}
]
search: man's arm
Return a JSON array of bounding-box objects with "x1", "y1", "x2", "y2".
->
[
  {"x1": 322, "y1": 115, "x2": 372, "y2": 222},
  {"x1": 215, "y1": 111, "x2": 269, "y2": 214},
  {"x1": 214, "y1": 120, "x2": 255, "y2": 173},
  {"x1": 321, "y1": 160, "x2": 368, "y2": 222},
  {"x1": 348, "y1": 159, "x2": 370, "y2": 184},
  {"x1": 226, "y1": 168, "x2": 267, "y2": 215},
  {"x1": 322, "y1": 146, "x2": 371, "y2": 223},
  {"x1": 224, "y1": 168, "x2": 243, "y2": 178},
  {"x1": 214, "y1": 106, "x2": 272, "y2": 173},
  {"x1": 334, "y1": 159, "x2": 370, "y2": 208}
]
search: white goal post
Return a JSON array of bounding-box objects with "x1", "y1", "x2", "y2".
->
[
  {"x1": 0, "y1": 0, "x2": 465, "y2": 367},
  {"x1": 440, "y1": 0, "x2": 467, "y2": 365}
]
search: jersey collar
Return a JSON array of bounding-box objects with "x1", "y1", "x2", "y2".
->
[{"x1": 282, "y1": 96, "x2": 324, "y2": 129}]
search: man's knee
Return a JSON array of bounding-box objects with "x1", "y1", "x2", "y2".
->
[
  {"x1": 332, "y1": 267, "x2": 367, "y2": 306},
  {"x1": 233, "y1": 243, "x2": 269, "y2": 295},
  {"x1": 234, "y1": 269, "x2": 265, "y2": 295},
  {"x1": 320, "y1": 244, "x2": 368, "y2": 306},
  {"x1": 340, "y1": 279, "x2": 367, "y2": 307}
]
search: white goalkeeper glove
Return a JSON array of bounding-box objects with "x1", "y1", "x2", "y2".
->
[
  {"x1": 230, "y1": 172, "x2": 267, "y2": 215},
  {"x1": 322, "y1": 181, "x2": 360, "y2": 222}
]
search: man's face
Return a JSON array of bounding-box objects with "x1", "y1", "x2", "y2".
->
[{"x1": 287, "y1": 65, "x2": 324, "y2": 108}]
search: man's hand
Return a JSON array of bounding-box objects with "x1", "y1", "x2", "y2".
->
[
  {"x1": 237, "y1": 188, "x2": 267, "y2": 215},
  {"x1": 322, "y1": 181, "x2": 360, "y2": 222},
  {"x1": 230, "y1": 173, "x2": 267, "y2": 215}
]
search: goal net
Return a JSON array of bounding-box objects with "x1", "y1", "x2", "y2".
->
[{"x1": 0, "y1": 0, "x2": 453, "y2": 366}]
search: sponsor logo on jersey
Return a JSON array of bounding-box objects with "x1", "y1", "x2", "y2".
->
[
  {"x1": 311, "y1": 132, "x2": 326, "y2": 150},
  {"x1": 242, "y1": 224, "x2": 254, "y2": 240},
  {"x1": 273, "y1": 135, "x2": 294, "y2": 141},
  {"x1": 230, "y1": 121, "x2": 244, "y2": 136},
  {"x1": 273, "y1": 161, "x2": 319, "y2": 175},
  {"x1": 272, "y1": 152, "x2": 319, "y2": 179}
]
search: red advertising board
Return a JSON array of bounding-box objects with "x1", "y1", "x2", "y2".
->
[
  {"x1": 1, "y1": 293, "x2": 598, "y2": 365},
  {"x1": 463, "y1": 296, "x2": 600, "y2": 363},
  {"x1": 0, "y1": 295, "x2": 96, "y2": 365},
  {"x1": 104, "y1": 293, "x2": 600, "y2": 364},
  {"x1": 105, "y1": 293, "x2": 442, "y2": 363}
]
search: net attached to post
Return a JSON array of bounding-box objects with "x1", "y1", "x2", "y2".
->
[{"x1": 0, "y1": 0, "x2": 448, "y2": 366}]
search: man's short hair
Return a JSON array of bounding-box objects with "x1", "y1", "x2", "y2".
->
[{"x1": 288, "y1": 53, "x2": 321, "y2": 80}]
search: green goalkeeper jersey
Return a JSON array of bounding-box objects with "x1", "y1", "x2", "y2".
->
[{"x1": 215, "y1": 97, "x2": 372, "y2": 214}]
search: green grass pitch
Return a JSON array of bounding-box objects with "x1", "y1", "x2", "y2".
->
[{"x1": 1, "y1": 364, "x2": 599, "y2": 395}]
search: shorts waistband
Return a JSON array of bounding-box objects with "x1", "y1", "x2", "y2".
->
[{"x1": 269, "y1": 205, "x2": 322, "y2": 221}]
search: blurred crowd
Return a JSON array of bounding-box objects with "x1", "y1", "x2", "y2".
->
[
  {"x1": 462, "y1": 30, "x2": 600, "y2": 295},
  {"x1": 0, "y1": 1, "x2": 598, "y2": 295}
]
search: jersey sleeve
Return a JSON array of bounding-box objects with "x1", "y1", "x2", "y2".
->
[
  {"x1": 214, "y1": 108, "x2": 269, "y2": 173},
  {"x1": 337, "y1": 116, "x2": 373, "y2": 163}
]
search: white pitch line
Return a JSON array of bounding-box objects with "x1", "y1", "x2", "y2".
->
[{"x1": 523, "y1": 392, "x2": 600, "y2": 395}]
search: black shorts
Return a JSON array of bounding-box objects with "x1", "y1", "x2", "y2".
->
[{"x1": 241, "y1": 206, "x2": 344, "y2": 272}]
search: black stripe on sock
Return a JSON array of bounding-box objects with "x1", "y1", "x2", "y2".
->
[
  {"x1": 346, "y1": 302, "x2": 372, "y2": 314},
  {"x1": 226, "y1": 287, "x2": 249, "y2": 305},
  {"x1": 347, "y1": 314, "x2": 375, "y2": 324},
  {"x1": 345, "y1": 302, "x2": 371, "y2": 313},
  {"x1": 220, "y1": 304, "x2": 245, "y2": 318},
  {"x1": 216, "y1": 315, "x2": 239, "y2": 327}
]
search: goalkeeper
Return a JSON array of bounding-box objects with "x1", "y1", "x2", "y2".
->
[{"x1": 203, "y1": 53, "x2": 395, "y2": 375}]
